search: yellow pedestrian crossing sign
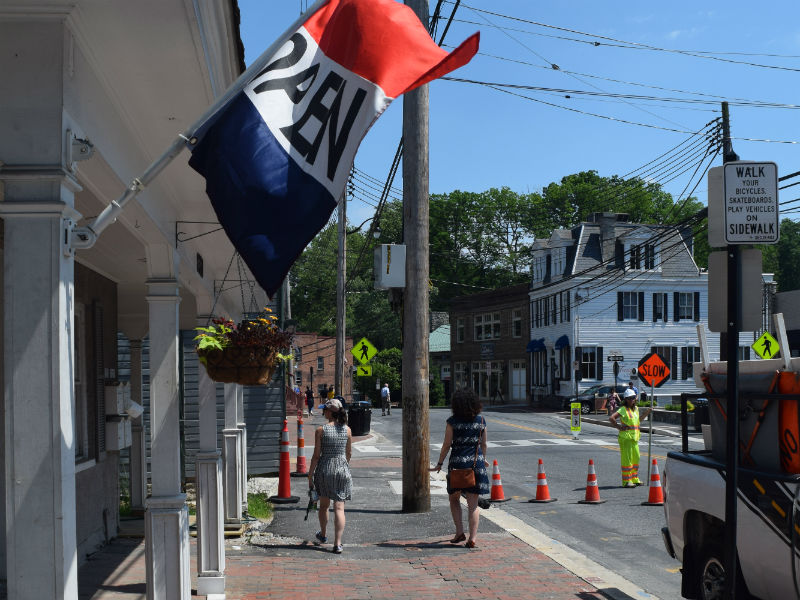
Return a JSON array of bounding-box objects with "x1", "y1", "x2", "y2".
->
[
  {"x1": 356, "y1": 365, "x2": 372, "y2": 377},
  {"x1": 352, "y1": 337, "x2": 378, "y2": 365},
  {"x1": 753, "y1": 331, "x2": 780, "y2": 359}
]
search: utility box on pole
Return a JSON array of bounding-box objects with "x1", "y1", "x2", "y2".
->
[{"x1": 374, "y1": 244, "x2": 406, "y2": 289}]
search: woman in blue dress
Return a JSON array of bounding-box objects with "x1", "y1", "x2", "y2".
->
[{"x1": 430, "y1": 388, "x2": 489, "y2": 548}]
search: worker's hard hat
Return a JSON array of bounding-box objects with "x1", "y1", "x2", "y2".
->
[{"x1": 623, "y1": 389, "x2": 637, "y2": 398}]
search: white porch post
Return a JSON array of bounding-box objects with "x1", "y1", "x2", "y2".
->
[
  {"x1": 195, "y1": 318, "x2": 225, "y2": 597},
  {"x1": 222, "y1": 384, "x2": 243, "y2": 526},
  {"x1": 1, "y1": 188, "x2": 80, "y2": 600},
  {"x1": 144, "y1": 279, "x2": 190, "y2": 599},
  {"x1": 237, "y1": 385, "x2": 248, "y2": 514},
  {"x1": 129, "y1": 339, "x2": 147, "y2": 514}
]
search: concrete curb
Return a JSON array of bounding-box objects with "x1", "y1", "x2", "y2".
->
[{"x1": 480, "y1": 503, "x2": 660, "y2": 600}]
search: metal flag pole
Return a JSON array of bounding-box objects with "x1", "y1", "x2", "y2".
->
[{"x1": 71, "y1": 0, "x2": 330, "y2": 250}]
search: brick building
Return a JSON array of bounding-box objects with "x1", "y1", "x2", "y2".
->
[
  {"x1": 449, "y1": 283, "x2": 531, "y2": 404},
  {"x1": 292, "y1": 332, "x2": 354, "y2": 402}
]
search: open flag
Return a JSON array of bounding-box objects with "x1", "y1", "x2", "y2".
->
[{"x1": 188, "y1": 0, "x2": 478, "y2": 298}]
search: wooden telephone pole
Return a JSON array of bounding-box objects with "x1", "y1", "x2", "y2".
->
[{"x1": 401, "y1": 0, "x2": 431, "y2": 513}]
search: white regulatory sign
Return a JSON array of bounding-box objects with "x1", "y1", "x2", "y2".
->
[{"x1": 724, "y1": 161, "x2": 779, "y2": 244}]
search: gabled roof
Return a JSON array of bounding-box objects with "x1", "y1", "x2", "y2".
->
[{"x1": 429, "y1": 324, "x2": 451, "y2": 353}]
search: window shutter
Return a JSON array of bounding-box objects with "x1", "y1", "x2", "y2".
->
[
  {"x1": 652, "y1": 293, "x2": 658, "y2": 322},
  {"x1": 575, "y1": 346, "x2": 582, "y2": 381},
  {"x1": 663, "y1": 293, "x2": 668, "y2": 322},
  {"x1": 617, "y1": 292, "x2": 624, "y2": 321},
  {"x1": 566, "y1": 291, "x2": 571, "y2": 322},
  {"x1": 93, "y1": 301, "x2": 106, "y2": 456},
  {"x1": 638, "y1": 292, "x2": 645, "y2": 321},
  {"x1": 681, "y1": 347, "x2": 688, "y2": 380},
  {"x1": 674, "y1": 292, "x2": 680, "y2": 322},
  {"x1": 694, "y1": 291, "x2": 700, "y2": 321},
  {"x1": 671, "y1": 347, "x2": 678, "y2": 381},
  {"x1": 615, "y1": 241, "x2": 624, "y2": 269},
  {"x1": 597, "y1": 347, "x2": 603, "y2": 380}
]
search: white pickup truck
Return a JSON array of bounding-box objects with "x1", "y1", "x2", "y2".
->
[{"x1": 661, "y1": 352, "x2": 800, "y2": 599}]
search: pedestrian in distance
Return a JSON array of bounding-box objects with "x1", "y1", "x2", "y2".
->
[
  {"x1": 430, "y1": 388, "x2": 490, "y2": 549},
  {"x1": 308, "y1": 397, "x2": 352, "y2": 554},
  {"x1": 609, "y1": 388, "x2": 653, "y2": 487},
  {"x1": 305, "y1": 386, "x2": 315, "y2": 416},
  {"x1": 327, "y1": 385, "x2": 335, "y2": 401},
  {"x1": 607, "y1": 389, "x2": 620, "y2": 414},
  {"x1": 381, "y1": 382, "x2": 391, "y2": 416}
]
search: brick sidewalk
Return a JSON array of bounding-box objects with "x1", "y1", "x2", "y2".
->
[{"x1": 79, "y1": 533, "x2": 604, "y2": 600}]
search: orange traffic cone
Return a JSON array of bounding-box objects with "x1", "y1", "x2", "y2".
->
[
  {"x1": 489, "y1": 459, "x2": 510, "y2": 502},
  {"x1": 270, "y1": 419, "x2": 299, "y2": 504},
  {"x1": 642, "y1": 459, "x2": 665, "y2": 506},
  {"x1": 529, "y1": 458, "x2": 557, "y2": 503},
  {"x1": 578, "y1": 459, "x2": 606, "y2": 504},
  {"x1": 292, "y1": 411, "x2": 308, "y2": 477}
]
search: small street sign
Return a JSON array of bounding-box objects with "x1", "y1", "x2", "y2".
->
[
  {"x1": 570, "y1": 402, "x2": 581, "y2": 436},
  {"x1": 356, "y1": 364, "x2": 372, "y2": 377},
  {"x1": 352, "y1": 337, "x2": 378, "y2": 365},
  {"x1": 637, "y1": 353, "x2": 670, "y2": 388},
  {"x1": 752, "y1": 331, "x2": 780, "y2": 360},
  {"x1": 723, "y1": 162, "x2": 779, "y2": 245},
  {"x1": 607, "y1": 354, "x2": 624, "y2": 362}
]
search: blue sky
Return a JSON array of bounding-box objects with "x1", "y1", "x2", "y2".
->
[{"x1": 237, "y1": 1, "x2": 800, "y2": 226}]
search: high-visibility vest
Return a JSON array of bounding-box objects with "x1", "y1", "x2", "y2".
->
[{"x1": 618, "y1": 406, "x2": 641, "y2": 442}]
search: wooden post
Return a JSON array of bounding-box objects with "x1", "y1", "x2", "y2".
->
[
  {"x1": 335, "y1": 192, "x2": 346, "y2": 397},
  {"x1": 401, "y1": 0, "x2": 431, "y2": 513}
]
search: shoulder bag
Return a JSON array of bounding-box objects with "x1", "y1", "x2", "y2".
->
[{"x1": 449, "y1": 418, "x2": 485, "y2": 489}]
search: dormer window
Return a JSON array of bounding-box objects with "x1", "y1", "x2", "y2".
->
[{"x1": 626, "y1": 242, "x2": 657, "y2": 271}]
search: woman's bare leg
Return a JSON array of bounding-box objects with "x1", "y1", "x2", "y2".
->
[
  {"x1": 466, "y1": 493, "x2": 480, "y2": 542},
  {"x1": 333, "y1": 500, "x2": 346, "y2": 546},
  {"x1": 448, "y1": 491, "x2": 463, "y2": 536},
  {"x1": 317, "y1": 496, "x2": 330, "y2": 538}
]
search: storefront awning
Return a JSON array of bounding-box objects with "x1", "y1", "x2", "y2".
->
[
  {"x1": 554, "y1": 334, "x2": 569, "y2": 349},
  {"x1": 526, "y1": 338, "x2": 546, "y2": 352}
]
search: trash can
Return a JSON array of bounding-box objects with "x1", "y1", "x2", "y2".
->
[
  {"x1": 693, "y1": 398, "x2": 709, "y2": 432},
  {"x1": 348, "y1": 401, "x2": 372, "y2": 436}
]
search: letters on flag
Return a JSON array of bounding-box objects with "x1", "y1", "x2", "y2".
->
[{"x1": 188, "y1": 0, "x2": 479, "y2": 297}]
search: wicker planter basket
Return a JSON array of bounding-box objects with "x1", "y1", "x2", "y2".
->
[{"x1": 199, "y1": 346, "x2": 279, "y2": 385}]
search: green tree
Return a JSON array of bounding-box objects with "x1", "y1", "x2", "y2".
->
[{"x1": 356, "y1": 348, "x2": 401, "y2": 405}]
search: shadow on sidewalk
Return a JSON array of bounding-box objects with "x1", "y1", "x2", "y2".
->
[{"x1": 78, "y1": 538, "x2": 147, "y2": 598}]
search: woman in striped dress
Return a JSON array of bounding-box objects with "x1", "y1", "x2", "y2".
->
[{"x1": 308, "y1": 397, "x2": 352, "y2": 553}]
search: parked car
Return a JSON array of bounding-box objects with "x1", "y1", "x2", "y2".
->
[{"x1": 562, "y1": 384, "x2": 628, "y2": 414}]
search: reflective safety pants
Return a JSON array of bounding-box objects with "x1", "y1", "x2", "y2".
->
[{"x1": 619, "y1": 436, "x2": 641, "y2": 485}]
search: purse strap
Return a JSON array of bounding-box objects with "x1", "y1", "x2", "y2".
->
[{"x1": 470, "y1": 416, "x2": 485, "y2": 468}]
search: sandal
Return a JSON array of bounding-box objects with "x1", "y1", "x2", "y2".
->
[
  {"x1": 465, "y1": 540, "x2": 477, "y2": 549},
  {"x1": 314, "y1": 531, "x2": 327, "y2": 545},
  {"x1": 449, "y1": 533, "x2": 466, "y2": 544},
  {"x1": 332, "y1": 544, "x2": 343, "y2": 554}
]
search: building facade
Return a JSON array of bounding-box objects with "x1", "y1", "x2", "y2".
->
[
  {"x1": 292, "y1": 332, "x2": 354, "y2": 401},
  {"x1": 449, "y1": 283, "x2": 531, "y2": 404},
  {"x1": 528, "y1": 212, "x2": 767, "y2": 406}
]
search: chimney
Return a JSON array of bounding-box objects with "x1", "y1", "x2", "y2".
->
[{"x1": 598, "y1": 212, "x2": 617, "y2": 264}]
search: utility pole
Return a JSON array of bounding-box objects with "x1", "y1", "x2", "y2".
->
[
  {"x1": 721, "y1": 100, "x2": 741, "y2": 599},
  {"x1": 402, "y1": 0, "x2": 431, "y2": 513},
  {"x1": 335, "y1": 191, "x2": 346, "y2": 397}
]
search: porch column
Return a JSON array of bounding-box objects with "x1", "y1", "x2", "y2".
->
[
  {"x1": 129, "y1": 339, "x2": 147, "y2": 514},
  {"x1": 195, "y1": 318, "x2": 225, "y2": 597},
  {"x1": 0, "y1": 185, "x2": 80, "y2": 600},
  {"x1": 222, "y1": 384, "x2": 242, "y2": 526},
  {"x1": 144, "y1": 279, "x2": 190, "y2": 599},
  {"x1": 237, "y1": 385, "x2": 248, "y2": 514}
]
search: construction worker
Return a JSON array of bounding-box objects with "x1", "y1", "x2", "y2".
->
[{"x1": 609, "y1": 388, "x2": 652, "y2": 487}]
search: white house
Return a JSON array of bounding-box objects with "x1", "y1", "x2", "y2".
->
[
  {"x1": 528, "y1": 212, "x2": 768, "y2": 406},
  {"x1": 0, "y1": 2, "x2": 283, "y2": 598}
]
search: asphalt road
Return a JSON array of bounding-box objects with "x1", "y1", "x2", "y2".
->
[{"x1": 361, "y1": 406, "x2": 705, "y2": 600}]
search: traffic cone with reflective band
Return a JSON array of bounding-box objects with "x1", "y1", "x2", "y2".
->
[
  {"x1": 292, "y1": 411, "x2": 308, "y2": 477},
  {"x1": 578, "y1": 459, "x2": 606, "y2": 504},
  {"x1": 529, "y1": 458, "x2": 557, "y2": 503},
  {"x1": 269, "y1": 419, "x2": 299, "y2": 504},
  {"x1": 489, "y1": 459, "x2": 510, "y2": 502},
  {"x1": 642, "y1": 459, "x2": 665, "y2": 506}
]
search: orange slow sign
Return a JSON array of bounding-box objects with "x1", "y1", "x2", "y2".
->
[{"x1": 637, "y1": 352, "x2": 670, "y2": 388}]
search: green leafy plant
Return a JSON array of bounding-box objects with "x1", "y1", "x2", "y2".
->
[{"x1": 193, "y1": 308, "x2": 293, "y2": 365}]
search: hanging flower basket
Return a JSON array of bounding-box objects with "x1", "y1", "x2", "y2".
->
[
  {"x1": 194, "y1": 310, "x2": 293, "y2": 386},
  {"x1": 199, "y1": 346, "x2": 279, "y2": 385}
]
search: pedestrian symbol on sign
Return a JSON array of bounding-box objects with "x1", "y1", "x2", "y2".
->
[{"x1": 752, "y1": 331, "x2": 780, "y2": 360}]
